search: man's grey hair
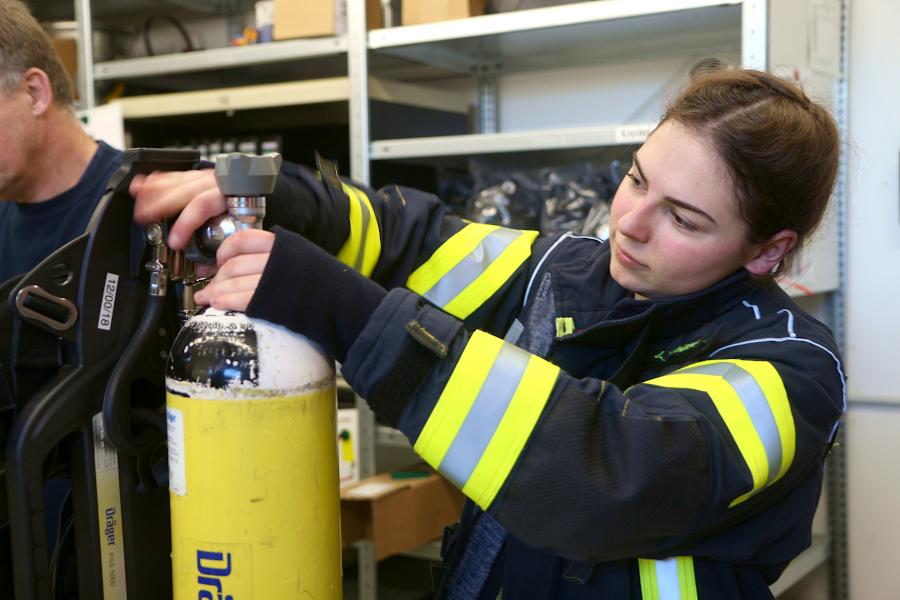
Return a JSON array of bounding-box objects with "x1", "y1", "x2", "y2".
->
[{"x1": 0, "y1": 0, "x2": 75, "y2": 106}]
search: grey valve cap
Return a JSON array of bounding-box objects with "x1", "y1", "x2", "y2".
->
[{"x1": 214, "y1": 152, "x2": 283, "y2": 196}]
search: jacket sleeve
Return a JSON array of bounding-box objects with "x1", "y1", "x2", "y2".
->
[
  {"x1": 341, "y1": 289, "x2": 845, "y2": 562},
  {"x1": 265, "y1": 158, "x2": 543, "y2": 332}
]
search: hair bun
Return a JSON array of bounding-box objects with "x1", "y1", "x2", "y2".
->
[{"x1": 689, "y1": 58, "x2": 726, "y2": 78}]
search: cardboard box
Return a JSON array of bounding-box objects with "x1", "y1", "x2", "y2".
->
[
  {"x1": 50, "y1": 38, "x2": 78, "y2": 94},
  {"x1": 402, "y1": 0, "x2": 486, "y2": 26},
  {"x1": 486, "y1": 0, "x2": 572, "y2": 12},
  {"x1": 274, "y1": 0, "x2": 383, "y2": 40},
  {"x1": 340, "y1": 467, "x2": 465, "y2": 560}
]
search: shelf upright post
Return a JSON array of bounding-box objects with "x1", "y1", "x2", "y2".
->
[
  {"x1": 827, "y1": 2, "x2": 849, "y2": 598},
  {"x1": 741, "y1": 0, "x2": 767, "y2": 70},
  {"x1": 347, "y1": 0, "x2": 371, "y2": 184},
  {"x1": 347, "y1": 0, "x2": 376, "y2": 493},
  {"x1": 476, "y1": 63, "x2": 501, "y2": 134},
  {"x1": 347, "y1": 8, "x2": 377, "y2": 596},
  {"x1": 73, "y1": 0, "x2": 96, "y2": 108}
]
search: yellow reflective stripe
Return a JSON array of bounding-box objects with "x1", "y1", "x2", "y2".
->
[
  {"x1": 407, "y1": 224, "x2": 497, "y2": 294},
  {"x1": 645, "y1": 358, "x2": 796, "y2": 507},
  {"x1": 336, "y1": 183, "x2": 381, "y2": 277},
  {"x1": 335, "y1": 183, "x2": 363, "y2": 269},
  {"x1": 555, "y1": 316, "x2": 575, "y2": 337},
  {"x1": 732, "y1": 360, "x2": 795, "y2": 480},
  {"x1": 414, "y1": 331, "x2": 503, "y2": 467},
  {"x1": 442, "y1": 229, "x2": 538, "y2": 319},
  {"x1": 639, "y1": 559, "x2": 660, "y2": 600},
  {"x1": 645, "y1": 372, "x2": 770, "y2": 502},
  {"x1": 677, "y1": 557, "x2": 698, "y2": 600},
  {"x1": 355, "y1": 185, "x2": 381, "y2": 277},
  {"x1": 639, "y1": 557, "x2": 698, "y2": 600},
  {"x1": 463, "y1": 354, "x2": 559, "y2": 509}
]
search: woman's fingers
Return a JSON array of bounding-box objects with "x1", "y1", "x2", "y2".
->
[
  {"x1": 194, "y1": 273, "x2": 262, "y2": 311},
  {"x1": 216, "y1": 229, "x2": 276, "y2": 267},
  {"x1": 203, "y1": 289, "x2": 257, "y2": 313},
  {"x1": 214, "y1": 252, "x2": 271, "y2": 281}
]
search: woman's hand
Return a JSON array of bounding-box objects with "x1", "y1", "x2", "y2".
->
[
  {"x1": 193, "y1": 229, "x2": 275, "y2": 312},
  {"x1": 131, "y1": 169, "x2": 225, "y2": 250}
]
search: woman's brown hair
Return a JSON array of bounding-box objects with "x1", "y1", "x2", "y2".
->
[{"x1": 661, "y1": 62, "x2": 840, "y2": 278}]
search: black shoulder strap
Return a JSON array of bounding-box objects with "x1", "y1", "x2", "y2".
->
[{"x1": 314, "y1": 152, "x2": 348, "y2": 206}]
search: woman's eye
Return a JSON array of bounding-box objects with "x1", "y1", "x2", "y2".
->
[
  {"x1": 626, "y1": 172, "x2": 643, "y2": 188},
  {"x1": 668, "y1": 208, "x2": 696, "y2": 231}
]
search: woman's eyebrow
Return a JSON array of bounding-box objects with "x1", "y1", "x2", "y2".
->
[{"x1": 632, "y1": 152, "x2": 718, "y2": 225}]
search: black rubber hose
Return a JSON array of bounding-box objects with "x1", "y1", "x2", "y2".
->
[
  {"x1": 102, "y1": 293, "x2": 166, "y2": 456},
  {"x1": 143, "y1": 15, "x2": 194, "y2": 57}
]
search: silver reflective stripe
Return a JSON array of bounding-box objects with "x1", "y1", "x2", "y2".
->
[
  {"x1": 679, "y1": 362, "x2": 782, "y2": 485},
  {"x1": 422, "y1": 228, "x2": 521, "y2": 308},
  {"x1": 438, "y1": 343, "x2": 530, "y2": 488},
  {"x1": 503, "y1": 318, "x2": 525, "y2": 343},
  {"x1": 354, "y1": 191, "x2": 372, "y2": 272},
  {"x1": 655, "y1": 558, "x2": 681, "y2": 600}
]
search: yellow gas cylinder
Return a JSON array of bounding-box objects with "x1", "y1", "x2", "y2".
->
[{"x1": 165, "y1": 308, "x2": 341, "y2": 599}]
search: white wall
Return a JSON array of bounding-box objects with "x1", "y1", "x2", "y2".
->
[{"x1": 845, "y1": 1, "x2": 900, "y2": 598}]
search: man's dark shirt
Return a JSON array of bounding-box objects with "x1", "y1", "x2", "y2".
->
[
  {"x1": 0, "y1": 141, "x2": 123, "y2": 283},
  {"x1": 0, "y1": 141, "x2": 122, "y2": 598}
]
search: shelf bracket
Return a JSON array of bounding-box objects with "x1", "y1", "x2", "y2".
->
[
  {"x1": 474, "y1": 62, "x2": 502, "y2": 134},
  {"x1": 73, "y1": 0, "x2": 96, "y2": 108},
  {"x1": 348, "y1": 0, "x2": 371, "y2": 184}
]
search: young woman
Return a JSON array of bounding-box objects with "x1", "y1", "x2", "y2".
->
[{"x1": 136, "y1": 66, "x2": 844, "y2": 599}]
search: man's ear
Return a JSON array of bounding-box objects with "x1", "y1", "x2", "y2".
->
[
  {"x1": 744, "y1": 229, "x2": 798, "y2": 276},
  {"x1": 21, "y1": 67, "x2": 54, "y2": 117}
]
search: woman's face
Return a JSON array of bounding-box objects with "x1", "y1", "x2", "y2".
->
[{"x1": 609, "y1": 120, "x2": 757, "y2": 299}]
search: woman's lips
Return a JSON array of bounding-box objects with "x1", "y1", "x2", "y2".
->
[{"x1": 614, "y1": 242, "x2": 646, "y2": 268}]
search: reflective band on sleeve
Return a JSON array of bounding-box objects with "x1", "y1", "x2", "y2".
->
[
  {"x1": 414, "y1": 330, "x2": 560, "y2": 509},
  {"x1": 639, "y1": 557, "x2": 698, "y2": 600},
  {"x1": 407, "y1": 223, "x2": 538, "y2": 320},
  {"x1": 438, "y1": 343, "x2": 530, "y2": 488},
  {"x1": 336, "y1": 183, "x2": 381, "y2": 277},
  {"x1": 644, "y1": 359, "x2": 795, "y2": 507}
]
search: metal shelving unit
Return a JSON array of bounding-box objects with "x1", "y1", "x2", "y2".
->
[
  {"x1": 111, "y1": 77, "x2": 467, "y2": 119},
  {"x1": 363, "y1": 0, "x2": 761, "y2": 160},
  {"x1": 93, "y1": 36, "x2": 348, "y2": 80},
  {"x1": 371, "y1": 122, "x2": 657, "y2": 159},
  {"x1": 368, "y1": 0, "x2": 743, "y2": 73}
]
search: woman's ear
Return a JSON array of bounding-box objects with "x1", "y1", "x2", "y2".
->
[{"x1": 743, "y1": 229, "x2": 798, "y2": 276}]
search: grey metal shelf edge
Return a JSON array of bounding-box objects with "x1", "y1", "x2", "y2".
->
[
  {"x1": 368, "y1": 0, "x2": 743, "y2": 75},
  {"x1": 371, "y1": 122, "x2": 656, "y2": 160},
  {"x1": 94, "y1": 35, "x2": 348, "y2": 80},
  {"x1": 770, "y1": 535, "x2": 830, "y2": 597},
  {"x1": 86, "y1": 1, "x2": 747, "y2": 84}
]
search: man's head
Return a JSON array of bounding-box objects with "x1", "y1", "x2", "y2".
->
[
  {"x1": 0, "y1": 0, "x2": 96, "y2": 203},
  {"x1": 0, "y1": 0, "x2": 74, "y2": 107}
]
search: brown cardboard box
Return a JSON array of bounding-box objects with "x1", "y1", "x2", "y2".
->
[
  {"x1": 340, "y1": 468, "x2": 465, "y2": 561},
  {"x1": 274, "y1": 0, "x2": 383, "y2": 40},
  {"x1": 50, "y1": 38, "x2": 78, "y2": 93},
  {"x1": 402, "y1": 0, "x2": 486, "y2": 26}
]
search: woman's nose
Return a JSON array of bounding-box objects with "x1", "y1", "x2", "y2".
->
[{"x1": 616, "y1": 199, "x2": 653, "y2": 243}]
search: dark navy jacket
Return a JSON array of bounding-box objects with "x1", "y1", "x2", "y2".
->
[{"x1": 257, "y1": 163, "x2": 846, "y2": 599}]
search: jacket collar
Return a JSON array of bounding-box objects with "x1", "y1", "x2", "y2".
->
[{"x1": 552, "y1": 245, "x2": 755, "y2": 348}]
